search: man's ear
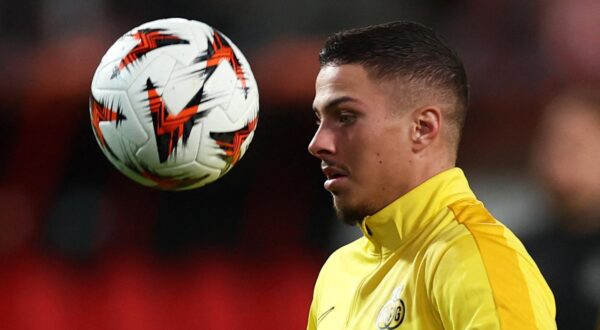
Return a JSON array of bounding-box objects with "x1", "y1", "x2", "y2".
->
[{"x1": 411, "y1": 106, "x2": 441, "y2": 152}]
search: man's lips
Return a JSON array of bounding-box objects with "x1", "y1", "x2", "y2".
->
[{"x1": 321, "y1": 164, "x2": 349, "y2": 191}]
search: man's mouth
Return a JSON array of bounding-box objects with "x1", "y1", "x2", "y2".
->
[{"x1": 321, "y1": 163, "x2": 349, "y2": 191}]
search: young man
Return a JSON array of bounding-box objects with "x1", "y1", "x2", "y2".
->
[{"x1": 307, "y1": 21, "x2": 555, "y2": 329}]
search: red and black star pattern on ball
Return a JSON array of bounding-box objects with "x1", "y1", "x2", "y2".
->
[
  {"x1": 145, "y1": 78, "x2": 211, "y2": 163},
  {"x1": 89, "y1": 95, "x2": 127, "y2": 148},
  {"x1": 114, "y1": 28, "x2": 189, "y2": 76},
  {"x1": 195, "y1": 30, "x2": 250, "y2": 98},
  {"x1": 210, "y1": 116, "x2": 258, "y2": 172},
  {"x1": 114, "y1": 146, "x2": 210, "y2": 190}
]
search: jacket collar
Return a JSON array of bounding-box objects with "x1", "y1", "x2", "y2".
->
[{"x1": 359, "y1": 167, "x2": 476, "y2": 255}]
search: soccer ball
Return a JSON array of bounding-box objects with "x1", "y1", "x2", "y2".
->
[{"x1": 89, "y1": 18, "x2": 259, "y2": 190}]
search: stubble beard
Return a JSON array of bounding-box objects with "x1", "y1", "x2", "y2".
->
[{"x1": 333, "y1": 196, "x2": 368, "y2": 226}]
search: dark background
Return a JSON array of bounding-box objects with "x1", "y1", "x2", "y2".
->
[{"x1": 0, "y1": 0, "x2": 598, "y2": 329}]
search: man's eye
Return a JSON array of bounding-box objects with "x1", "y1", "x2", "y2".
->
[{"x1": 339, "y1": 113, "x2": 356, "y2": 124}]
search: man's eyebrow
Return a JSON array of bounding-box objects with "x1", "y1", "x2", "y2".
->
[{"x1": 312, "y1": 96, "x2": 358, "y2": 115}]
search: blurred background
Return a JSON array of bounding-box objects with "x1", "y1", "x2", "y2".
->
[{"x1": 0, "y1": 0, "x2": 599, "y2": 329}]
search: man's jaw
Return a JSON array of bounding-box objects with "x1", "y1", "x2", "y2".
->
[{"x1": 333, "y1": 196, "x2": 367, "y2": 226}]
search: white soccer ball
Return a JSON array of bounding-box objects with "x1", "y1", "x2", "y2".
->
[{"x1": 90, "y1": 18, "x2": 259, "y2": 190}]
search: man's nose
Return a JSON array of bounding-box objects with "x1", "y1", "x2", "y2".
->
[{"x1": 308, "y1": 125, "x2": 335, "y2": 158}]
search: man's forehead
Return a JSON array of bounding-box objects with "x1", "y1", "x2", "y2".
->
[
  {"x1": 315, "y1": 64, "x2": 368, "y2": 89},
  {"x1": 313, "y1": 64, "x2": 375, "y2": 111}
]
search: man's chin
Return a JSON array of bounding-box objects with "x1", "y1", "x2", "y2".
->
[{"x1": 333, "y1": 198, "x2": 367, "y2": 226}]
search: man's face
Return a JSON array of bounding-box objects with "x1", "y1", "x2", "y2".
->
[{"x1": 309, "y1": 64, "x2": 416, "y2": 225}]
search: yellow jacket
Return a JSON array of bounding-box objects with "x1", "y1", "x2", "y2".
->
[{"x1": 307, "y1": 168, "x2": 556, "y2": 329}]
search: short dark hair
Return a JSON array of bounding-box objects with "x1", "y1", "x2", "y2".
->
[{"x1": 319, "y1": 21, "x2": 469, "y2": 149}]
